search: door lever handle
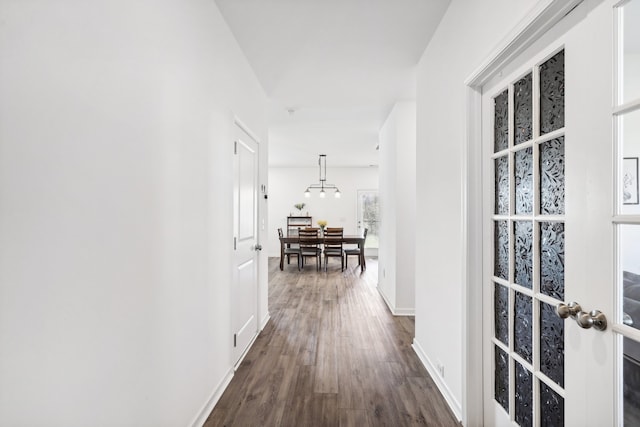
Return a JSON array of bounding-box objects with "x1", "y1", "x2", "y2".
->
[{"x1": 254, "y1": 244, "x2": 262, "y2": 251}]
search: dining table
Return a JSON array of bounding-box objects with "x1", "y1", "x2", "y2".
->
[{"x1": 279, "y1": 234, "x2": 366, "y2": 272}]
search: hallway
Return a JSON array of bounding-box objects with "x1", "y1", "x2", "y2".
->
[{"x1": 205, "y1": 259, "x2": 459, "y2": 426}]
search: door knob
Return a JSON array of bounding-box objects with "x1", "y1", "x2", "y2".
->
[
  {"x1": 556, "y1": 301, "x2": 582, "y2": 319},
  {"x1": 556, "y1": 301, "x2": 607, "y2": 331},
  {"x1": 254, "y1": 244, "x2": 262, "y2": 251},
  {"x1": 576, "y1": 310, "x2": 607, "y2": 331}
]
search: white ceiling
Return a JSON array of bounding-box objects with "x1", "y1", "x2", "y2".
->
[{"x1": 215, "y1": 0, "x2": 451, "y2": 167}]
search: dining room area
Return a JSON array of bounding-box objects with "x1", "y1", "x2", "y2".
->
[
  {"x1": 266, "y1": 158, "x2": 379, "y2": 273},
  {"x1": 265, "y1": 95, "x2": 418, "y2": 319},
  {"x1": 278, "y1": 223, "x2": 368, "y2": 273}
]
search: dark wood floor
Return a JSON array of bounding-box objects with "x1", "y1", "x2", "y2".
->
[{"x1": 205, "y1": 257, "x2": 460, "y2": 427}]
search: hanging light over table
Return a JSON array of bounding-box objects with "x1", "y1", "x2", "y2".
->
[{"x1": 304, "y1": 154, "x2": 341, "y2": 198}]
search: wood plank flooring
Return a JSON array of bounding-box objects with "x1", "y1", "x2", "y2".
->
[{"x1": 204, "y1": 258, "x2": 460, "y2": 427}]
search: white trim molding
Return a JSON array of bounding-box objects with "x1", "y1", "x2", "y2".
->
[
  {"x1": 260, "y1": 313, "x2": 271, "y2": 330},
  {"x1": 190, "y1": 368, "x2": 234, "y2": 427},
  {"x1": 462, "y1": 1, "x2": 584, "y2": 425},
  {"x1": 465, "y1": 0, "x2": 584, "y2": 88},
  {"x1": 413, "y1": 339, "x2": 462, "y2": 422},
  {"x1": 392, "y1": 307, "x2": 416, "y2": 316},
  {"x1": 377, "y1": 287, "x2": 415, "y2": 316}
]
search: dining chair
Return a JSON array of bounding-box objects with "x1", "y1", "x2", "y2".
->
[
  {"x1": 278, "y1": 228, "x2": 301, "y2": 270},
  {"x1": 298, "y1": 228, "x2": 322, "y2": 270},
  {"x1": 345, "y1": 228, "x2": 367, "y2": 270},
  {"x1": 323, "y1": 227, "x2": 344, "y2": 272}
]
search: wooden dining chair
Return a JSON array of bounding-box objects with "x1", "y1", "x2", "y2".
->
[
  {"x1": 298, "y1": 228, "x2": 322, "y2": 270},
  {"x1": 278, "y1": 228, "x2": 301, "y2": 270},
  {"x1": 323, "y1": 227, "x2": 344, "y2": 271},
  {"x1": 345, "y1": 228, "x2": 367, "y2": 270}
]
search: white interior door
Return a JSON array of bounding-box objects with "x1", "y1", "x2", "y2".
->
[
  {"x1": 481, "y1": 2, "x2": 619, "y2": 425},
  {"x1": 232, "y1": 123, "x2": 259, "y2": 366}
]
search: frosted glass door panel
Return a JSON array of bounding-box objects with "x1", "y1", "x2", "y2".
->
[{"x1": 490, "y1": 49, "x2": 566, "y2": 426}]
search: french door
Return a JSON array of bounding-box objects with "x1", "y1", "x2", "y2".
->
[
  {"x1": 481, "y1": 1, "x2": 624, "y2": 424},
  {"x1": 614, "y1": 0, "x2": 640, "y2": 425}
]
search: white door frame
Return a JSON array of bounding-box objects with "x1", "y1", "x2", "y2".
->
[
  {"x1": 356, "y1": 189, "x2": 379, "y2": 257},
  {"x1": 462, "y1": 1, "x2": 585, "y2": 424}
]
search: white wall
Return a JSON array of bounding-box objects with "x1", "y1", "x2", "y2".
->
[
  {"x1": 0, "y1": 1, "x2": 268, "y2": 426},
  {"x1": 267, "y1": 167, "x2": 378, "y2": 257},
  {"x1": 378, "y1": 101, "x2": 416, "y2": 314},
  {"x1": 414, "y1": 0, "x2": 538, "y2": 419}
]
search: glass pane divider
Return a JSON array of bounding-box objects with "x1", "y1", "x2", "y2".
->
[
  {"x1": 511, "y1": 214, "x2": 535, "y2": 220},
  {"x1": 511, "y1": 351, "x2": 534, "y2": 373},
  {"x1": 508, "y1": 288, "x2": 516, "y2": 424},
  {"x1": 532, "y1": 291, "x2": 541, "y2": 373},
  {"x1": 493, "y1": 336, "x2": 510, "y2": 353},
  {"x1": 512, "y1": 282, "x2": 535, "y2": 297},
  {"x1": 535, "y1": 369, "x2": 566, "y2": 398},
  {"x1": 612, "y1": 323, "x2": 640, "y2": 342},
  {"x1": 612, "y1": 215, "x2": 640, "y2": 224},
  {"x1": 493, "y1": 276, "x2": 510, "y2": 287},
  {"x1": 534, "y1": 215, "x2": 565, "y2": 223},
  {"x1": 513, "y1": 140, "x2": 535, "y2": 151},
  {"x1": 492, "y1": 149, "x2": 510, "y2": 160},
  {"x1": 614, "y1": 114, "x2": 623, "y2": 212},
  {"x1": 535, "y1": 127, "x2": 565, "y2": 145},
  {"x1": 533, "y1": 375, "x2": 541, "y2": 427},
  {"x1": 536, "y1": 292, "x2": 561, "y2": 307},
  {"x1": 533, "y1": 144, "x2": 541, "y2": 220},
  {"x1": 613, "y1": 98, "x2": 640, "y2": 116},
  {"x1": 615, "y1": 227, "x2": 623, "y2": 330},
  {"x1": 509, "y1": 84, "x2": 515, "y2": 150},
  {"x1": 533, "y1": 63, "x2": 541, "y2": 141}
]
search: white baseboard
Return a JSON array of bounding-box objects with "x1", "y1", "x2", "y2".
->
[
  {"x1": 412, "y1": 338, "x2": 462, "y2": 422},
  {"x1": 377, "y1": 286, "x2": 395, "y2": 313},
  {"x1": 192, "y1": 314, "x2": 270, "y2": 426},
  {"x1": 190, "y1": 368, "x2": 234, "y2": 427},
  {"x1": 377, "y1": 287, "x2": 415, "y2": 316},
  {"x1": 260, "y1": 313, "x2": 270, "y2": 330},
  {"x1": 393, "y1": 307, "x2": 415, "y2": 316}
]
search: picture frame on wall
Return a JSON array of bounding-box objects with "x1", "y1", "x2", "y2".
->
[{"x1": 623, "y1": 157, "x2": 639, "y2": 205}]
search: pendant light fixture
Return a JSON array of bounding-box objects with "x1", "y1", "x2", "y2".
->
[{"x1": 304, "y1": 154, "x2": 341, "y2": 198}]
